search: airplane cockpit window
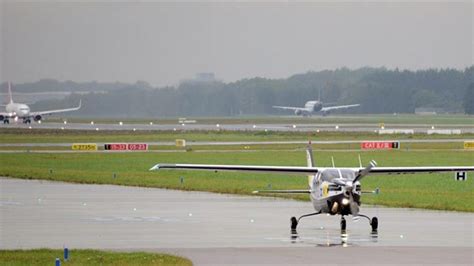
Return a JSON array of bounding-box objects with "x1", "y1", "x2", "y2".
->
[{"x1": 321, "y1": 169, "x2": 356, "y2": 180}]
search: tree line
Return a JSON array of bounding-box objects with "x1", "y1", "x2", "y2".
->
[{"x1": 3, "y1": 66, "x2": 473, "y2": 117}]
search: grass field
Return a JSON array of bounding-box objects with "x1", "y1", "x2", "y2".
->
[
  {"x1": 1, "y1": 128, "x2": 472, "y2": 144},
  {"x1": 1, "y1": 148, "x2": 472, "y2": 212},
  {"x1": 0, "y1": 249, "x2": 192, "y2": 266}
]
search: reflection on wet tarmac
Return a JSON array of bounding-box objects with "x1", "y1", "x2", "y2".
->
[{"x1": 290, "y1": 228, "x2": 378, "y2": 247}]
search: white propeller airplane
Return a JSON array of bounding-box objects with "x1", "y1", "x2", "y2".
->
[
  {"x1": 1, "y1": 82, "x2": 81, "y2": 124},
  {"x1": 150, "y1": 144, "x2": 474, "y2": 231}
]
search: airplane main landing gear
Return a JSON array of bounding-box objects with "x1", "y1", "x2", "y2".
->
[
  {"x1": 3, "y1": 119, "x2": 9, "y2": 124},
  {"x1": 355, "y1": 214, "x2": 378, "y2": 231},
  {"x1": 23, "y1": 119, "x2": 31, "y2": 124},
  {"x1": 290, "y1": 217, "x2": 298, "y2": 230},
  {"x1": 371, "y1": 217, "x2": 378, "y2": 231},
  {"x1": 290, "y1": 211, "x2": 321, "y2": 230}
]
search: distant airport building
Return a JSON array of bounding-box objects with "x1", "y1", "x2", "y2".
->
[
  {"x1": 195, "y1": 73, "x2": 215, "y2": 82},
  {"x1": 180, "y1": 72, "x2": 217, "y2": 84}
]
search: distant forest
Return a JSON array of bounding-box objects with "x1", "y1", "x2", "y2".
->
[{"x1": 2, "y1": 67, "x2": 474, "y2": 117}]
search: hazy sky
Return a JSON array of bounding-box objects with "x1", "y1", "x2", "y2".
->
[{"x1": 1, "y1": 1, "x2": 472, "y2": 86}]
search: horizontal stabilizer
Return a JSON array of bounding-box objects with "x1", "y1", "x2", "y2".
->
[{"x1": 252, "y1": 189, "x2": 311, "y2": 194}]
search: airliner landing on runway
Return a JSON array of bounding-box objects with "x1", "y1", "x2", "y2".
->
[
  {"x1": 1, "y1": 82, "x2": 81, "y2": 124},
  {"x1": 273, "y1": 101, "x2": 360, "y2": 116}
]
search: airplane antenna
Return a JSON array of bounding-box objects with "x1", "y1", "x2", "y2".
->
[
  {"x1": 331, "y1": 156, "x2": 335, "y2": 168},
  {"x1": 358, "y1": 154, "x2": 363, "y2": 168}
]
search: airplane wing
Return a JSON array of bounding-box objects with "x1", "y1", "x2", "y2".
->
[
  {"x1": 320, "y1": 104, "x2": 360, "y2": 112},
  {"x1": 150, "y1": 163, "x2": 474, "y2": 176},
  {"x1": 367, "y1": 166, "x2": 474, "y2": 175},
  {"x1": 0, "y1": 111, "x2": 12, "y2": 118},
  {"x1": 30, "y1": 100, "x2": 81, "y2": 116},
  {"x1": 150, "y1": 163, "x2": 319, "y2": 174},
  {"x1": 272, "y1": 105, "x2": 307, "y2": 111}
]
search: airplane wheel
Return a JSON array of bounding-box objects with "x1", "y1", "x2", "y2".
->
[
  {"x1": 371, "y1": 217, "x2": 378, "y2": 231},
  {"x1": 340, "y1": 217, "x2": 346, "y2": 231},
  {"x1": 290, "y1": 217, "x2": 298, "y2": 230}
]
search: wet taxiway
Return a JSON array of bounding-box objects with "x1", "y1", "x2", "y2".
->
[{"x1": 1, "y1": 178, "x2": 472, "y2": 265}]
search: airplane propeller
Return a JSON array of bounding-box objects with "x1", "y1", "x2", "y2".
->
[
  {"x1": 354, "y1": 160, "x2": 377, "y2": 183},
  {"x1": 333, "y1": 160, "x2": 377, "y2": 215}
]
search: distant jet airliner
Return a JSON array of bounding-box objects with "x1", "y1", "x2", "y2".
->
[
  {"x1": 273, "y1": 101, "x2": 360, "y2": 116},
  {"x1": 0, "y1": 82, "x2": 81, "y2": 124},
  {"x1": 273, "y1": 91, "x2": 360, "y2": 116}
]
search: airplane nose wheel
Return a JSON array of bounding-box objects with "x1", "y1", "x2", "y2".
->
[{"x1": 340, "y1": 217, "x2": 346, "y2": 231}]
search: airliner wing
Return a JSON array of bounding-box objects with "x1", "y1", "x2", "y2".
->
[
  {"x1": 321, "y1": 104, "x2": 360, "y2": 112},
  {"x1": 0, "y1": 111, "x2": 12, "y2": 118},
  {"x1": 30, "y1": 100, "x2": 81, "y2": 116},
  {"x1": 272, "y1": 105, "x2": 307, "y2": 111},
  {"x1": 150, "y1": 163, "x2": 319, "y2": 174}
]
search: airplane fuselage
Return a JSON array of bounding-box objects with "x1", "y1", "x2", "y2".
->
[
  {"x1": 1, "y1": 82, "x2": 81, "y2": 124},
  {"x1": 309, "y1": 169, "x2": 361, "y2": 215},
  {"x1": 5, "y1": 102, "x2": 31, "y2": 118},
  {"x1": 295, "y1": 101, "x2": 323, "y2": 116}
]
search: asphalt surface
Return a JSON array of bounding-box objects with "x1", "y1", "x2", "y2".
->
[
  {"x1": 2, "y1": 121, "x2": 474, "y2": 133},
  {"x1": 1, "y1": 178, "x2": 473, "y2": 265}
]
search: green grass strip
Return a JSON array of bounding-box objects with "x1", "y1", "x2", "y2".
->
[{"x1": 0, "y1": 249, "x2": 192, "y2": 266}]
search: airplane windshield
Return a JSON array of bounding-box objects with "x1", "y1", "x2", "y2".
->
[{"x1": 321, "y1": 169, "x2": 356, "y2": 180}]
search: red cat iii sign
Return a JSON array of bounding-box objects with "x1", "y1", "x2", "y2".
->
[{"x1": 361, "y1": 141, "x2": 400, "y2": 150}]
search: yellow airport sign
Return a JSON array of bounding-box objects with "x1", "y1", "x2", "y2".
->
[
  {"x1": 176, "y1": 139, "x2": 186, "y2": 147},
  {"x1": 464, "y1": 141, "x2": 474, "y2": 150},
  {"x1": 72, "y1": 143, "x2": 98, "y2": 151}
]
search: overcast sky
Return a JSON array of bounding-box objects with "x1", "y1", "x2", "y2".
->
[{"x1": 1, "y1": 1, "x2": 472, "y2": 86}]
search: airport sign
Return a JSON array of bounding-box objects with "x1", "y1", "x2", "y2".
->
[
  {"x1": 104, "y1": 143, "x2": 148, "y2": 151},
  {"x1": 104, "y1": 143, "x2": 127, "y2": 150},
  {"x1": 464, "y1": 141, "x2": 474, "y2": 150},
  {"x1": 72, "y1": 143, "x2": 98, "y2": 151},
  {"x1": 127, "y1": 143, "x2": 148, "y2": 150},
  {"x1": 176, "y1": 139, "x2": 186, "y2": 147},
  {"x1": 361, "y1": 141, "x2": 399, "y2": 150}
]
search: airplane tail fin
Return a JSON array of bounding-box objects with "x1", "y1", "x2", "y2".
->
[
  {"x1": 7, "y1": 82, "x2": 13, "y2": 103},
  {"x1": 306, "y1": 141, "x2": 315, "y2": 187}
]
